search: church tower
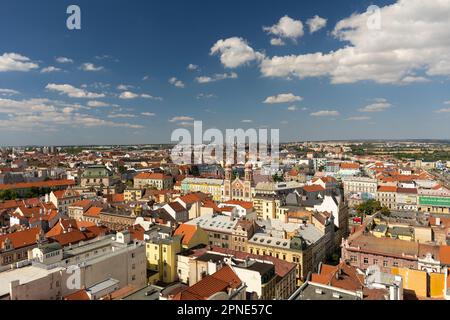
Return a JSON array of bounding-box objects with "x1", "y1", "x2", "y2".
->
[{"x1": 223, "y1": 162, "x2": 232, "y2": 200}]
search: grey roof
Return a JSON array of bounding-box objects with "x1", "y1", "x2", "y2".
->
[
  {"x1": 292, "y1": 282, "x2": 361, "y2": 300},
  {"x1": 39, "y1": 242, "x2": 63, "y2": 254}
]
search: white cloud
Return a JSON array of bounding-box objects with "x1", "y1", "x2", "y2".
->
[
  {"x1": 196, "y1": 93, "x2": 217, "y2": 99},
  {"x1": 46, "y1": 83, "x2": 105, "y2": 99},
  {"x1": 56, "y1": 57, "x2": 73, "y2": 64},
  {"x1": 210, "y1": 37, "x2": 264, "y2": 68},
  {"x1": 270, "y1": 38, "x2": 286, "y2": 46},
  {"x1": 0, "y1": 97, "x2": 143, "y2": 131},
  {"x1": 141, "y1": 94, "x2": 163, "y2": 101},
  {"x1": 306, "y1": 15, "x2": 327, "y2": 33},
  {"x1": 87, "y1": 100, "x2": 109, "y2": 107},
  {"x1": 263, "y1": 93, "x2": 303, "y2": 104},
  {"x1": 241, "y1": 119, "x2": 253, "y2": 123},
  {"x1": 169, "y1": 77, "x2": 186, "y2": 88},
  {"x1": 80, "y1": 63, "x2": 104, "y2": 72},
  {"x1": 287, "y1": 105, "x2": 298, "y2": 111},
  {"x1": 107, "y1": 113, "x2": 137, "y2": 118},
  {"x1": 263, "y1": 16, "x2": 304, "y2": 42},
  {"x1": 444, "y1": 101, "x2": 450, "y2": 105},
  {"x1": 436, "y1": 108, "x2": 450, "y2": 113},
  {"x1": 0, "y1": 52, "x2": 39, "y2": 72},
  {"x1": 346, "y1": 116, "x2": 371, "y2": 121},
  {"x1": 41, "y1": 66, "x2": 62, "y2": 73},
  {"x1": 169, "y1": 116, "x2": 194, "y2": 123},
  {"x1": 141, "y1": 112, "x2": 156, "y2": 116},
  {"x1": 0, "y1": 88, "x2": 19, "y2": 96},
  {"x1": 187, "y1": 64, "x2": 199, "y2": 71},
  {"x1": 400, "y1": 76, "x2": 430, "y2": 84},
  {"x1": 142, "y1": 75, "x2": 150, "y2": 81},
  {"x1": 117, "y1": 84, "x2": 134, "y2": 91},
  {"x1": 251, "y1": 1, "x2": 450, "y2": 84},
  {"x1": 310, "y1": 110, "x2": 340, "y2": 117},
  {"x1": 359, "y1": 102, "x2": 392, "y2": 112},
  {"x1": 119, "y1": 91, "x2": 138, "y2": 99},
  {"x1": 196, "y1": 72, "x2": 238, "y2": 84}
]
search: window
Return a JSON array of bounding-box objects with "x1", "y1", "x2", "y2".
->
[
  {"x1": 393, "y1": 261, "x2": 399, "y2": 267},
  {"x1": 363, "y1": 258, "x2": 369, "y2": 264}
]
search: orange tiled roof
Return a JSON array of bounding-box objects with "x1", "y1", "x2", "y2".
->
[
  {"x1": 223, "y1": 200, "x2": 253, "y2": 210},
  {"x1": 174, "y1": 224, "x2": 198, "y2": 246},
  {"x1": 111, "y1": 194, "x2": 124, "y2": 203},
  {"x1": 0, "y1": 179, "x2": 76, "y2": 191},
  {"x1": 439, "y1": 245, "x2": 450, "y2": 265},
  {"x1": 134, "y1": 172, "x2": 170, "y2": 180},
  {"x1": 64, "y1": 289, "x2": 90, "y2": 300},
  {"x1": 377, "y1": 186, "x2": 397, "y2": 193},
  {"x1": 84, "y1": 206, "x2": 102, "y2": 218},
  {"x1": 71, "y1": 199, "x2": 92, "y2": 210},
  {"x1": 173, "y1": 265, "x2": 242, "y2": 300},
  {"x1": 179, "y1": 192, "x2": 209, "y2": 204},
  {"x1": 340, "y1": 163, "x2": 360, "y2": 170},
  {"x1": 303, "y1": 185, "x2": 326, "y2": 193},
  {"x1": 0, "y1": 227, "x2": 40, "y2": 249}
]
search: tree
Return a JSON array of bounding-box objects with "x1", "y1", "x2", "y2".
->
[
  {"x1": 381, "y1": 206, "x2": 391, "y2": 217},
  {"x1": 0, "y1": 189, "x2": 19, "y2": 201},
  {"x1": 355, "y1": 199, "x2": 382, "y2": 216},
  {"x1": 272, "y1": 174, "x2": 284, "y2": 183}
]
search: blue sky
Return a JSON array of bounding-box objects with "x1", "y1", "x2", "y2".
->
[{"x1": 0, "y1": 0, "x2": 449, "y2": 146}]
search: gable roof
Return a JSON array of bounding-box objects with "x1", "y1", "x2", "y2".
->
[
  {"x1": 134, "y1": 172, "x2": 170, "y2": 180},
  {"x1": 172, "y1": 265, "x2": 242, "y2": 300},
  {"x1": 223, "y1": 200, "x2": 253, "y2": 210},
  {"x1": 303, "y1": 185, "x2": 326, "y2": 193},
  {"x1": 84, "y1": 207, "x2": 103, "y2": 218},
  {"x1": 0, "y1": 227, "x2": 40, "y2": 250},
  {"x1": 174, "y1": 224, "x2": 198, "y2": 246}
]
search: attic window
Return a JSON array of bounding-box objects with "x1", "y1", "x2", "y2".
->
[
  {"x1": 315, "y1": 289, "x2": 323, "y2": 295},
  {"x1": 332, "y1": 292, "x2": 341, "y2": 299}
]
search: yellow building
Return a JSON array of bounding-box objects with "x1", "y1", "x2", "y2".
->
[
  {"x1": 371, "y1": 223, "x2": 414, "y2": 241},
  {"x1": 124, "y1": 188, "x2": 143, "y2": 202},
  {"x1": 173, "y1": 224, "x2": 208, "y2": 250},
  {"x1": 181, "y1": 177, "x2": 223, "y2": 202},
  {"x1": 146, "y1": 235, "x2": 182, "y2": 284},
  {"x1": 247, "y1": 234, "x2": 314, "y2": 284}
]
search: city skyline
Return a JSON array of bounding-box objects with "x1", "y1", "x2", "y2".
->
[{"x1": 1, "y1": 0, "x2": 450, "y2": 146}]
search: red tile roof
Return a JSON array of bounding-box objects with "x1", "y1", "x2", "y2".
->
[
  {"x1": 0, "y1": 227, "x2": 40, "y2": 249},
  {"x1": 340, "y1": 163, "x2": 360, "y2": 170},
  {"x1": 63, "y1": 289, "x2": 90, "y2": 300},
  {"x1": 174, "y1": 224, "x2": 198, "y2": 246},
  {"x1": 209, "y1": 246, "x2": 296, "y2": 278},
  {"x1": 223, "y1": 200, "x2": 253, "y2": 210},
  {"x1": 439, "y1": 245, "x2": 450, "y2": 265},
  {"x1": 0, "y1": 179, "x2": 76, "y2": 191},
  {"x1": 303, "y1": 185, "x2": 326, "y2": 193},
  {"x1": 83, "y1": 206, "x2": 102, "y2": 218},
  {"x1": 172, "y1": 265, "x2": 242, "y2": 300},
  {"x1": 377, "y1": 186, "x2": 397, "y2": 193},
  {"x1": 134, "y1": 172, "x2": 170, "y2": 180}
]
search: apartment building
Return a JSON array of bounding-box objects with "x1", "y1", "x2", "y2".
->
[
  {"x1": 0, "y1": 231, "x2": 147, "y2": 300},
  {"x1": 185, "y1": 213, "x2": 238, "y2": 249},
  {"x1": 180, "y1": 177, "x2": 223, "y2": 202},
  {"x1": 342, "y1": 176, "x2": 377, "y2": 197},
  {"x1": 134, "y1": 172, "x2": 173, "y2": 190}
]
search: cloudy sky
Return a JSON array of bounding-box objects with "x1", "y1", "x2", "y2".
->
[{"x1": 0, "y1": 0, "x2": 450, "y2": 146}]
